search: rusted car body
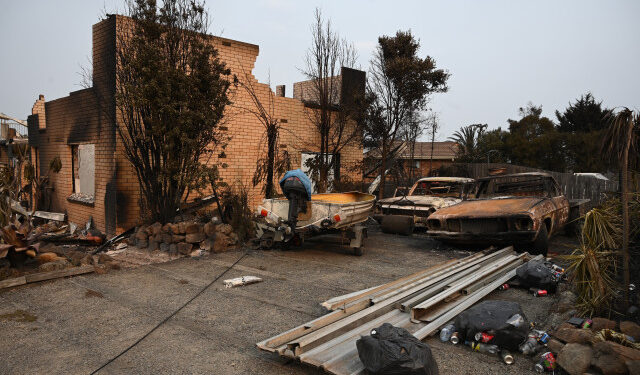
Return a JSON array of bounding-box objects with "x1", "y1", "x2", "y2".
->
[
  {"x1": 374, "y1": 177, "x2": 475, "y2": 227},
  {"x1": 426, "y1": 173, "x2": 580, "y2": 255}
]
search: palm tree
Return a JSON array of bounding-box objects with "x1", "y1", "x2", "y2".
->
[
  {"x1": 602, "y1": 108, "x2": 639, "y2": 307},
  {"x1": 449, "y1": 124, "x2": 486, "y2": 162}
]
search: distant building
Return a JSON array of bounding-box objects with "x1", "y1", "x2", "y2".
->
[{"x1": 365, "y1": 141, "x2": 458, "y2": 180}]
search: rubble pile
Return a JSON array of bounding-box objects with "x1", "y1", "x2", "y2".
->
[
  {"x1": 550, "y1": 317, "x2": 640, "y2": 375},
  {"x1": 127, "y1": 218, "x2": 239, "y2": 256}
]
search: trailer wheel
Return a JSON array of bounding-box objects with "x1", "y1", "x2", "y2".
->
[{"x1": 259, "y1": 232, "x2": 275, "y2": 249}]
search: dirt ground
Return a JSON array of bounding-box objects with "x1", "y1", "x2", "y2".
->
[{"x1": 0, "y1": 225, "x2": 575, "y2": 375}]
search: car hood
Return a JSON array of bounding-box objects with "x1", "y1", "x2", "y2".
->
[
  {"x1": 378, "y1": 196, "x2": 461, "y2": 209},
  {"x1": 429, "y1": 196, "x2": 546, "y2": 218}
]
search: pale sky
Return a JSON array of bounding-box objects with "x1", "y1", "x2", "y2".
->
[{"x1": 1, "y1": 0, "x2": 638, "y2": 140}]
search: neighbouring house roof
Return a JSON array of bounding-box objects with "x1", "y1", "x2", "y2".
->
[{"x1": 366, "y1": 141, "x2": 458, "y2": 161}]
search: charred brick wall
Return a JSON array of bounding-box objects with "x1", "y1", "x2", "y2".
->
[{"x1": 29, "y1": 15, "x2": 364, "y2": 234}]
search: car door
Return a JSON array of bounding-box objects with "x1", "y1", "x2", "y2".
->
[{"x1": 548, "y1": 179, "x2": 569, "y2": 234}]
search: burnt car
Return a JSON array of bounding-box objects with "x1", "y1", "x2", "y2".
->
[
  {"x1": 374, "y1": 177, "x2": 475, "y2": 234},
  {"x1": 426, "y1": 173, "x2": 585, "y2": 255}
]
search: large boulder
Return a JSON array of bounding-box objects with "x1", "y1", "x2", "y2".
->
[
  {"x1": 592, "y1": 318, "x2": 617, "y2": 331},
  {"x1": 557, "y1": 343, "x2": 593, "y2": 375},
  {"x1": 547, "y1": 338, "x2": 565, "y2": 355},
  {"x1": 554, "y1": 327, "x2": 593, "y2": 344},
  {"x1": 184, "y1": 222, "x2": 202, "y2": 234},
  {"x1": 185, "y1": 232, "x2": 205, "y2": 244},
  {"x1": 148, "y1": 222, "x2": 163, "y2": 236},
  {"x1": 627, "y1": 360, "x2": 640, "y2": 375},
  {"x1": 213, "y1": 234, "x2": 231, "y2": 253},
  {"x1": 176, "y1": 242, "x2": 193, "y2": 255},
  {"x1": 216, "y1": 224, "x2": 233, "y2": 236},
  {"x1": 621, "y1": 321, "x2": 640, "y2": 342},
  {"x1": 594, "y1": 341, "x2": 640, "y2": 362}
]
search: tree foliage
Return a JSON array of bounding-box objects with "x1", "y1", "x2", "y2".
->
[
  {"x1": 116, "y1": 0, "x2": 231, "y2": 222},
  {"x1": 364, "y1": 30, "x2": 449, "y2": 198}
]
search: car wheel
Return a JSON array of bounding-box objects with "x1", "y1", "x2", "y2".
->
[
  {"x1": 381, "y1": 215, "x2": 414, "y2": 236},
  {"x1": 353, "y1": 247, "x2": 363, "y2": 256},
  {"x1": 530, "y1": 224, "x2": 549, "y2": 256}
]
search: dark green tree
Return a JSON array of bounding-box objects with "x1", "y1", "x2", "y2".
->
[
  {"x1": 365, "y1": 30, "x2": 449, "y2": 198},
  {"x1": 449, "y1": 124, "x2": 487, "y2": 163},
  {"x1": 116, "y1": 0, "x2": 231, "y2": 222},
  {"x1": 506, "y1": 104, "x2": 566, "y2": 171},
  {"x1": 555, "y1": 93, "x2": 613, "y2": 172}
]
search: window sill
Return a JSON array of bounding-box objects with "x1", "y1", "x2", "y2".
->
[{"x1": 67, "y1": 193, "x2": 95, "y2": 207}]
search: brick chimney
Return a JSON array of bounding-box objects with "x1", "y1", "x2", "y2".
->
[{"x1": 276, "y1": 85, "x2": 285, "y2": 97}]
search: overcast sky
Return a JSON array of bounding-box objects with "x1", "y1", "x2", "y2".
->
[{"x1": 1, "y1": 0, "x2": 638, "y2": 140}]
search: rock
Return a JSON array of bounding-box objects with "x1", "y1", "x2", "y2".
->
[
  {"x1": 200, "y1": 238, "x2": 214, "y2": 251},
  {"x1": 148, "y1": 240, "x2": 159, "y2": 252},
  {"x1": 558, "y1": 343, "x2": 593, "y2": 375},
  {"x1": 594, "y1": 341, "x2": 640, "y2": 361},
  {"x1": 98, "y1": 253, "x2": 113, "y2": 264},
  {"x1": 168, "y1": 243, "x2": 177, "y2": 255},
  {"x1": 229, "y1": 232, "x2": 239, "y2": 244},
  {"x1": 621, "y1": 321, "x2": 640, "y2": 341},
  {"x1": 105, "y1": 261, "x2": 121, "y2": 270},
  {"x1": 216, "y1": 223, "x2": 233, "y2": 235},
  {"x1": 203, "y1": 222, "x2": 216, "y2": 238},
  {"x1": 80, "y1": 254, "x2": 94, "y2": 265},
  {"x1": 170, "y1": 222, "x2": 186, "y2": 234},
  {"x1": 185, "y1": 222, "x2": 202, "y2": 234},
  {"x1": 116, "y1": 242, "x2": 128, "y2": 250},
  {"x1": 38, "y1": 259, "x2": 69, "y2": 272},
  {"x1": 37, "y1": 252, "x2": 59, "y2": 264},
  {"x1": 213, "y1": 234, "x2": 231, "y2": 253},
  {"x1": 159, "y1": 243, "x2": 169, "y2": 252},
  {"x1": 548, "y1": 338, "x2": 565, "y2": 354},
  {"x1": 176, "y1": 242, "x2": 193, "y2": 255},
  {"x1": 627, "y1": 360, "x2": 640, "y2": 375},
  {"x1": 190, "y1": 250, "x2": 204, "y2": 258},
  {"x1": 592, "y1": 317, "x2": 617, "y2": 331},
  {"x1": 554, "y1": 327, "x2": 593, "y2": 344},
  {"x1": 136, "y1": 239, "x2": 148, "y2": 249},
  {"x1": 160, "y1": 233, "x2": 173, "y2": 244},
  {"x1": 592, "y1": 351, "x2": 628, "y2": 375},
  {"x1": 135, "y1": 228, "x2": 148, "y2": 240},
  {"x1": 149, "y1": 222, "x2": 163, "y2": 236},
  {"x1": 162, "y1": 223, "x2": 172, "y2": 233},
  {"x1": 172, "y1": 234, "x2": 185, "y2": 243},
  {"x1": 69, "y1": 251, "x2": 87, "y2": 266},
  {"x1": 185, "y1": 232, "x2": 205, "y2": 243}
]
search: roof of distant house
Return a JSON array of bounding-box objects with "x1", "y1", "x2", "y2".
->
[{"x1": 366, "y1": 141, "x2": 458, "y2": 161}]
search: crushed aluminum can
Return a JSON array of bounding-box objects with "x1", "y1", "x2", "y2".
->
[
  {"x1": 450, "y1": 332, "x2": 460, "y2": 345},
  {"x1": 498, "y1": 283, "x2": 510, "y2": 290},
  {"x1": 581, "y1": 319, "x2": 593, "y2": 329},
  {"x1": 535, "y1": 352, "x2": 556, "y2": 372},
  {"x1": 537, "y1": 332, "x2": 550, "y2": 344},
  {"x1": 532, "y1": 289, "x2": 548, "y2": 297}
]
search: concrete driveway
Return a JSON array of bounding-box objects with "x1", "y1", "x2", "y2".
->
[{"x1": 0, "y1": 228, "x2": 563, "y2": 374}]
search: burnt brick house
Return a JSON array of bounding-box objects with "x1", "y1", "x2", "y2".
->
[{"x1": 28, "y1": 15, "x2": 364, "y2": 236}]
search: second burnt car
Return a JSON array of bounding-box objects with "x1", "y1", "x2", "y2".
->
[
  {"x1": 426, "y1": 173, "x2": 587, "y2": 255},
  {"x1": 374, "y1": 177, "x2": 475, "y2": 234}
]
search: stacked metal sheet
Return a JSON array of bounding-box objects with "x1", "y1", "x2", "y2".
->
[{"x1": 257, "y1": 247, "x2": 541, "y2": 375}]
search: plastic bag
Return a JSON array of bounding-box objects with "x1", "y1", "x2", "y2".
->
[
  {"x1": 356, "y1": 323, "x2": 439, "y2": 375},
  {"x1": 515, "y1": 259, "x2": 558, "y2": 293},
  {"x1": 454, "y1": 300, "x2": 529, "y2": 352}
]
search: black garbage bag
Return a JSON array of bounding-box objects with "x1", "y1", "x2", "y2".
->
[
  {"x1": 454, "y1": 300, "x2": 528, "y2": 352},
  {"x1": 356, "y1": 323, "x2": 439, "y2": 375},
  {"x1": 515, "y1": 259, "x2": 558, "y2": 293}
]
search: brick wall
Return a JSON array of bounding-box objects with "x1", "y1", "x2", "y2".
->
[{"x1": 29, "y1": 15, "x2": 365, "y2": 235}]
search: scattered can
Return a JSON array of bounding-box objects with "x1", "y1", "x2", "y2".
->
[
  {"x1": 450, "y1": 332, "x2": 460, "y2": 345},
  {"x1": 581, "y1": 319, "x2": 593, "y2": 329},
  {"x1": 537, "y1": 332, "x2": 550, "y2": 344},
  {"x1": 498, "y1": 283, "x2": 510, "y2": 291},
  {"x1": 481, "y1": 332, "x2": 494, "y2": 343},
  {"x1": 551, "y1": 264, "x2": 564, "y2": 273},
  {"x1": 501, "y1": 350, "x2": 514, "y2": 365},
  {"x1": 532, "y1": 289, "x2": 548, "y2": 297},
  {"x1": 534, "y1": 352, "x2": 556, "y2": 372},
  {"x1": 520, "y1": 336, "x2": 539, "y2": 355}
]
